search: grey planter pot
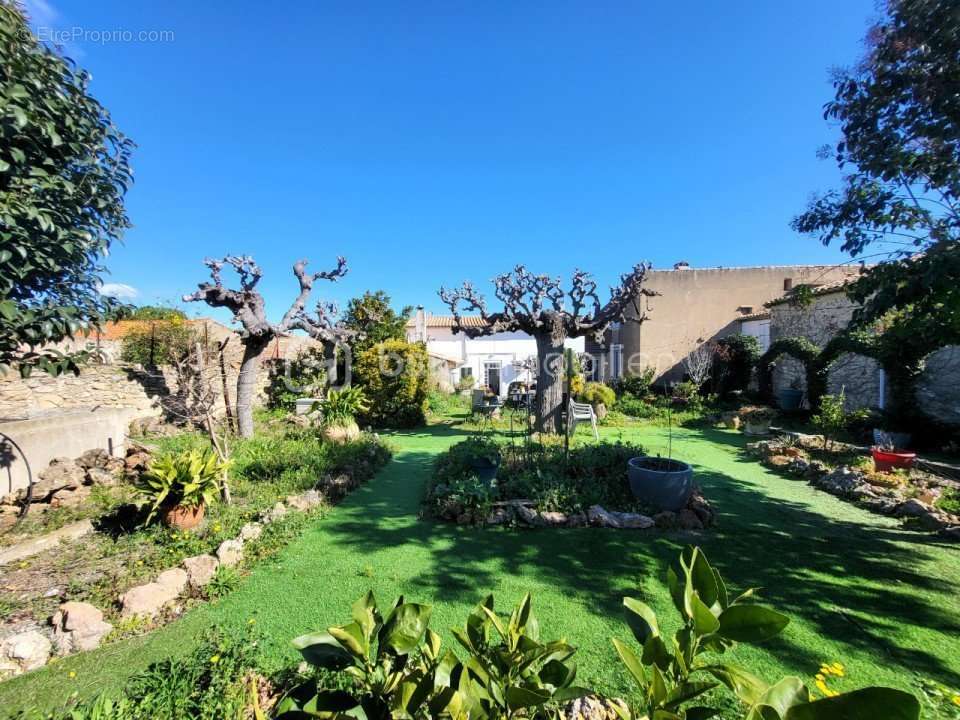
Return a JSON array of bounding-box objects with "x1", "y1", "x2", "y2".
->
[
  {"x1": 627, "y1": 457, "x2": 694, "y2": 512},
  {"x1": 469, "y1": 457, "x2": 500, "y2": 485}
]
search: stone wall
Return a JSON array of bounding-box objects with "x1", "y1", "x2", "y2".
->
[
  {"x1": 0, "y1": 365, "x2": 165, "y2": 420},
  {"x1": 768, "y1": 291, "x2": 960, "y2": 425}
]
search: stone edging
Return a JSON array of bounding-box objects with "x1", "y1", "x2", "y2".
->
[
  {"x1": 0, "y1": 489, "x2": 324, "y2": 680},
  {"x1": 436, "y1": 490, "x2": 716, "y2": 531},
  {"x1": 745, "y1": 439, "x2": 960, "y2": 541}
]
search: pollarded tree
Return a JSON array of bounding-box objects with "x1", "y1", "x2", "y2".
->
[
  {"x1": 0, "y1": 2, "x2": 134, "y2": 376},
  {"x1": 183, "y1": 255, "x2": 353, "y2": 437},
  {"x1": 439, "y1": 264, "x2": 656, "y2": 433}
]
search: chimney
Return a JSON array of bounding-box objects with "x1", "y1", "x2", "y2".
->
[{"x1": 414, "y1": 306, "x2": 427, "y2": 343}]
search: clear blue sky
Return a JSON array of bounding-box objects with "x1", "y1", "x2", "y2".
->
[{"x1": 25, "y1": 0, "x2": 876, "y2": 323}]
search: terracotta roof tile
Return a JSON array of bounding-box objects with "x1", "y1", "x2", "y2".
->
[{"x1": 406, "y1": 315, "x2": 488, "y2": 328}]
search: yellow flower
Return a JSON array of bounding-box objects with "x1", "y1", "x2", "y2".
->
[
  {"x1": 952, "y1": 694, "x2": 960, "y2": 707},
  {"x1": 248, "y1": 618, "x2": 256, "y2": 625},
  {"x1": 815, "y1": 673, "x2": 826, "y2": 682},
  {"x1": 213, "y1": 523, "x2": 222, "y2": 532},
  {"x1": 209, "y1": 654, "x2": 220, "y2": 664},
  {"x1": 68, "y1": 671, "x2": 76, "y2": 679},
  {"x1": 831, "y1": 662, "x2": 845, "y2": 676}
]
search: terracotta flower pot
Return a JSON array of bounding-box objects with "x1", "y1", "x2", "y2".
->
[
  {"x1": 162, "y1": 503, "x2": 205, "y2": 530},
  {"x1": 322, "y1": 421, "x2": 360, "y2": 444}
]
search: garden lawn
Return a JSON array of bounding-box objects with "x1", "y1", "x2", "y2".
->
[{"x1": 3, "y1": 418, "x2": 960, "y2": 716}]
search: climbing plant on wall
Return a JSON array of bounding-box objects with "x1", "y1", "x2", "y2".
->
[{"x1": 757, "y1": 337, "x2": 821, "y2": 403}]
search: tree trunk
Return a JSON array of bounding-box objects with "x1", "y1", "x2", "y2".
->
[
  {"x1": 534, "y1": 329, "x2": 566, "y2": 434},
  {"x1": 236, "y1": 338, "x2": 267, "y2": 438}
]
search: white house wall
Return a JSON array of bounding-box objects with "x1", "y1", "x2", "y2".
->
[{"x1": 419, "y1": 327, "x2": 584, "y2": 397}]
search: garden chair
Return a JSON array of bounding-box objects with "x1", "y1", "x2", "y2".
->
[{"x1": 567, "y1": 400, "x2": 599, "y2": 441}]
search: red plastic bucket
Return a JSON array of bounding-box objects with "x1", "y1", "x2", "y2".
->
[{"x1": 872, "y1": 447, "x2": 916, "y2": 472}]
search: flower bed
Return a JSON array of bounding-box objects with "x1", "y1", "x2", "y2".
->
[
  {"x1": 424, "y1": 437, "x2": 715, "y2": 530},
  {"x1": 0, "y1": 420, "x2": 393, "y2": 680},
  {"x1": 745, "y1": 436, "x2": 960, "y2": 539}
]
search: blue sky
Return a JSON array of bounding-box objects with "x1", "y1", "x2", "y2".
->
[{"x1": 25, "y1": 0, "x2": 876, "y2": 323}]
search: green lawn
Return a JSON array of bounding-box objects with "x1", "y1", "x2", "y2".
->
[{"x1": 3, "y1": 417, "x2": 960, "y2": 715}]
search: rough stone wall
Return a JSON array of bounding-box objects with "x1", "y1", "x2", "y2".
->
[
  {"x1": 769, "y1": 292, "x2": 860, "y2": 407},
  {"x1": 0, "y1": 365, "x2": 164, "y2": 420},
  {"x1": 769, "y1": 293, "x2": 960, "y2": 424},
  {"x1": 1, "y1": 319, "x2": 324, "y2": 421},
  {"x1": 916, "y1": 346, "x2": 960, "y2": 426}
]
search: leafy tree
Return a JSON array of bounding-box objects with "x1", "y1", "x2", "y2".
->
[
  {"x1": 0, "y1": 2, "x2": 134, "y2": 376},
  {"x1": 341, "y1": 290, "x2": 412, "y2": 354},
  {"x1": 127, "y1": 305, "x2": 187, "y2": 321},
  {"x1": 792, "y1": 0, "x2": 960, "y2": 350},
  {"x1": 120, "y1": 317, "x2": 195, "y2": 367}
]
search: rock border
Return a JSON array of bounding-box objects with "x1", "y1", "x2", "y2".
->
[
  {"x1": 746, "y1": 438, "x2": 960, "y2": 541},
  {"x1": 0, "y1": 487, "x2": 326, "y2": 681},
  {"x1": 436, "y1": 488, "x2": 716, "y2": 532}
]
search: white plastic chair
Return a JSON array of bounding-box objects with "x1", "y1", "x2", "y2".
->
[{"x1": 567, "y1": 400, "x2": 599, "y2": 441}]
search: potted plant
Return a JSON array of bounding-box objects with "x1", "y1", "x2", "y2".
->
[
  {"x1": 463, "y1": 437, "x2": 501, "y2": 485},
  {"x1": 321, "y1": 386, "x2": 369, "y2": 443},
  {"x1": 777, "y1": 378, "x2": 804, "y2": 411},
  {"x1": 627, "y1": 456, "x2": 693, "y2": 511},
  {"x1": 739, "y1": 405, "x2": 777, "y2": 435},
  {"x1": 138, "y1": 449, "x2": 225, "y2": 529}
]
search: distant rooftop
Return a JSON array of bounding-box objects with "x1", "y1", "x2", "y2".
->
[{"x1": 406, "y1": 314, "x2": 488, "y2": 329}]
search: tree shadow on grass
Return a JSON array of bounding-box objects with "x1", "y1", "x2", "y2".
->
[{"x1": 325, "y1": 426, "x2": 960, "y2": 687}]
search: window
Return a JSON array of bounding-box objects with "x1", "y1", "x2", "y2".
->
[
  {"x1": 610, "y1": 344, "x2": 624, "y2": 380},
  {"x1": 460, "y1": 367, "x2": 473, "y2": 379}
]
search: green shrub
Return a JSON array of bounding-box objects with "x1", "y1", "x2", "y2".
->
[
  {"x1": 579, "y1": 381, "x2": 615, "y2": 409},
  {"x1": 613, "y1": 367, "x2": 657, "y2": 398},
  {"x1": 426, "y1": 389, "x2": 471, "y2": 416},
  {"x1": 354, "y1": 340, "x2": 429, "y2": 428},
  {"x1": 613, "y1": 546, "x2": 919, "y2": 719},
  {"x1": 936, "y1": 487, "x2": 960, "y2": 516},
  {"x1": 281, "y1": 591, "x2": 581, "y2": 720},
  {"x1": 713, "y1": 334, "x2": 761, "y2": 396},
  {"x1": 120, "y1": 319, "x2": 195, "y2": 366},
  {"x1": 428, "y1": 439, "x2": 647, "y2": 516},
  {"x1": 264, "y1": 347, "x2": 328, "y2": 411},
  {"x1": 614, "y1": 394, "x2": 660, "y2": 419}
]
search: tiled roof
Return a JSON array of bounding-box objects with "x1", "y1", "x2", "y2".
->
[
  {"x1": 406, "y1": 315, "x2": 488, "y2": 328},
  {"x1": 738, "y1": 311, "x2": 771, "y2": 322},
  {"x1": 765, "y1": 277, "x2": 855, "y2": 307}
]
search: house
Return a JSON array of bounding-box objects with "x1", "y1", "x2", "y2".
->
[
  {"x1": 765, "y1": 280, "x2": 960, "y2": 425},
  {"x1": 588, "y1": 263, "x2": 861, "y2": 383},
  {"x1": 406, "y1": 308, "x2": 584, "y2": 398}
]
